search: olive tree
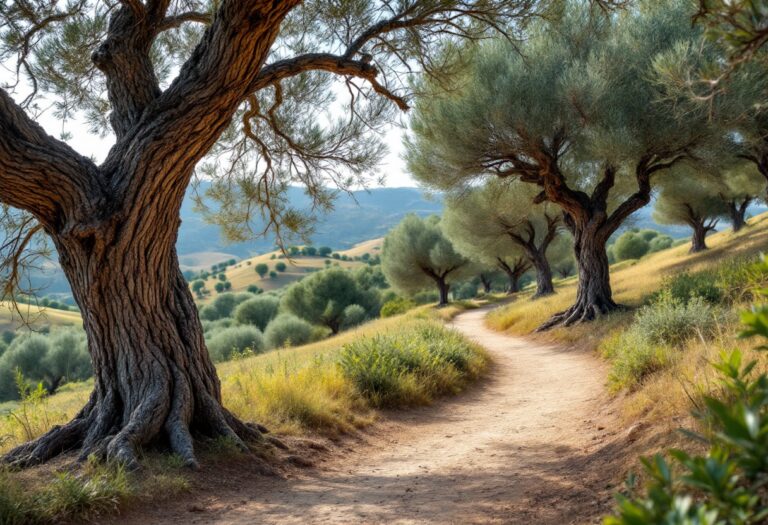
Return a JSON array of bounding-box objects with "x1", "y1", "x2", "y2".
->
[
  {"x1": 716, "y1": 164, "x2": 765, "y2": 231},
  {"x1": 0, "y1": 0, "x2": 537, "y2": 469},
  {"x1": 406, "y1": 2, "x2": 720, "y2": 329},
  {"x1": 381, "y1": 214, "x2": 471, "y2": 306},
  {"x1": 442, "y1": 180, "x2": 563, "y2": 298},
  {"x1": 653, "y1": 170, "x2": 727, "y2": 253},
  {"x1": 281, "y1": 266, "x2": 378, "y2": 334}
]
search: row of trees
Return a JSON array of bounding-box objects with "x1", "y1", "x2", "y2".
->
[{"x1": 404, "y1": 1, "x2": 768, "y2": 329}]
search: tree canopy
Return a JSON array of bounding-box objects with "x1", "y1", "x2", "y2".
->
[
  {"x1": 405, "y1": 0, "x2": 723, "y2": 328},
  {"x1": 281, "y1": 266, "x2": 379, "y2": 333},
  {"x1": 442, "y1": 179, "x2": 563, "y2": 297},
  {"x1": 381, "y1": 214, "x2": 471, "y2": 306}
]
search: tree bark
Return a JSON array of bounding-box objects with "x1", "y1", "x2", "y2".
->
[
  {"x1": 528, "y1": 250, "x2": 555, "y2": 298},
  {"x1": 536, "y1": 224, "x2": 616, "y2": 331},
  {"x1": 3, "y1": 200, "x2": 270, "y2": 470},
  {"x1": 727, "y1": 199, "x2": 750, "y2": 232}
]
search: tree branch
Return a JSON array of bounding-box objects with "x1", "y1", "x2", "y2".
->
[{"x1": 0, "y1": 89, "x2": 98, "y2": 229}]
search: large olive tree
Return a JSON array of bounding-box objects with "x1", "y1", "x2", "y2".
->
[
  {"x1": 0, "y1": 0, "x2": 535, "y2": 469},
  {"x1": 405, "y1": 1, "x2": 720, "y2": 330},
  {"x1": 442, "y1": 180, "x2": 563, "y2": 298}
]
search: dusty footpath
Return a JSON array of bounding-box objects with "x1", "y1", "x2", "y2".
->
[{"x1": 109, "y1": 306, "x2": 629, "y2": 525}]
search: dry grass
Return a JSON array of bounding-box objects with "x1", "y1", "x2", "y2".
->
[
  {"x1": 0, "y1": 309, "x2": 474, "y2": 455},
  {"x1": 0, "y1": 302, "x2": 82, "y2": 332},
  {"x1": 338, "y1": 238, "x2": 383, "y2": 258}
]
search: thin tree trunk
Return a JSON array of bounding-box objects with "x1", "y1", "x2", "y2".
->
[
  {"x1": 497, "y1": 257, "x2": 529, "y2": 295},
  {"x1": 437, "y1": 279, "x2": 450, "y2": 307},
  {"x1": 728, "y1": 199, "x2": 750, "y2": 232},
  {"x1": 479, "y1": 274, "x2": 492, "y2": 294}
]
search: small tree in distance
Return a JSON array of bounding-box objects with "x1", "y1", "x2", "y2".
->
[
  {"x1": 653, "y1": 170, "x2": 728, "y2": 253},
  {"x1": 281, "y1": 267, "x2": 379, "y2": 334},
  {"x1": 381, "y1": 215, "x2": 471, "y2": 307},
  {"x1": 255, "y1": 263, "x2": 269, "y2": 278},
  {"x1": 442, "y1": 180, "x2": 563, "y2": 298}
]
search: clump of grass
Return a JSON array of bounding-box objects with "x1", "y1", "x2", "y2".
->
[
  {"x1": 0, "y1": 459, "x2": 132, "y2": 524},
  {"x1": 601, "y1": 329, "x2": 676, "y2": 392},
  {"x1": 603, "y1": 288, "x2": 732, "y2": 392},
  {"x1": 338, "y1": 321, "x2": 487, "y2": 407},
  {"x1": 223, "y1": 355, "x2": 371, "y2": 435}
]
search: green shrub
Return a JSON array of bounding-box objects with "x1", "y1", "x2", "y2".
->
[
  {"x1": 206, "y1": 326, "x2": 264, "y2": 362},
  {"x1": 634, "y1": 294, "x2": 728, "y2": 347},
  {"x1": 234, "y1": 296, "x2": 279, "y2": 330},
  {"x1": 453, "y1": 282, "x2": 478, "y2": 300},
  {"x1": 0, "y1": 334, "x2": 51, "y2": 400},
  {"x1": 201, "y1": 318, "x2": 233, "y2": 334},
  {"x1": 637, "y1": 229, "x2": 660, "y2": 241},
  {"x1": 338, "y1": 322, "x2": 486, "y2": 407},
  {"x1": 601, "y1": 329, "x2": 674, "y2": 392},
  {"x1": 658, "y1": 270, "x2": 722, "y2": 304},
  {"x1": 264, "y1": 314, "x2": 314, "y2": 349},
  {"x1": 648, "y1": 234, "x2": 674, "y2": 252},
  {"x1": 212, "y1": 293, "x2": 242, "y2": 318},
  {"x1": 45, "y1": 328, "x2": 91, "y2": 385},
  {"x1": 380, "y1": 298, "x2": 416, "y2": 317},
  {"x1": 199, "y1": 304, "x2": 220, "y2": 321},
  {"x1": 341, "y1": 304, "x2": 367, "y2": 330},
  {"x1": 613, "y1": 231, "x2": 650, "y2": 261},
  {"x1": 607, "y1": 290, "x2": 768, "y2": 524},
  {"x1": 275, "y1": 262, "x2": 287, "y2": 272},
  {"x1": 412, "y1": 290, "x2": 439, "y2": 305}
]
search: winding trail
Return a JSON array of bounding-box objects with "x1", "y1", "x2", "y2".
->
[{"x1": 115, "y1": 306, "x2": 625, "y2": 525}]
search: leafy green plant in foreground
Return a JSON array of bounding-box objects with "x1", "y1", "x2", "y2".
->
[{"x1": 606, "y1": 261, "x2": 768, "y2": 524}]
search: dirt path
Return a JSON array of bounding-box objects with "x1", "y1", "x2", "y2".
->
[{"x1": 114, "y1": 306, "x2": 627, "y2": 525}]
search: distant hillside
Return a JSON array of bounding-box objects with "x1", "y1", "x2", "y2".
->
[
  {"x1": 176, "y1": 186, "x2": 441, "y2": 266},
  {"x1": 31, "y1": 187, "x2": 439, "y2": 294}
]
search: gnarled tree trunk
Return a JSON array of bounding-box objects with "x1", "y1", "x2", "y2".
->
[
  {"x1": 0, "y1": 1, "x2": 305, "y2": 469},
  {"x1": 536, "y1": 161, "x2": 660, "y2": 331},
  {"x1": 3, "y1": 185, "x2": 269, "y2": 470}
]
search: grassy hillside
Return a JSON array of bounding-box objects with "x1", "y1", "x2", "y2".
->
[
  {"x1": 0, "y1": 302, "x2": 82, "y2": 332},
  {"x1": 195, "y1": 239, "x2": 383, "y2": 302},
  {"x1": 489, "y1": 212, "x2": 768, "y2": 339}
]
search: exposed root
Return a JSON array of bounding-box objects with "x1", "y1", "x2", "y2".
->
[
  {"x1": 2, "y1": 393, "x2": 276, "y2": 470},
  {"x1": 536, "y1": 299, "x2": 621, "y2": 332}
]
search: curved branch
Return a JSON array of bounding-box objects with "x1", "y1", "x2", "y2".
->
[
  {"x1": 252, "y1": 53, "x2": 408, "y2": 110},
  {"x1": 0, "y1": 89, "x2": 97, "y2": 228}
]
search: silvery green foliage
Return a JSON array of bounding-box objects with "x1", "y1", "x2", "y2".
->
[{"x1": 381, "y1": 214, "x2": 472, "y2": 296}]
